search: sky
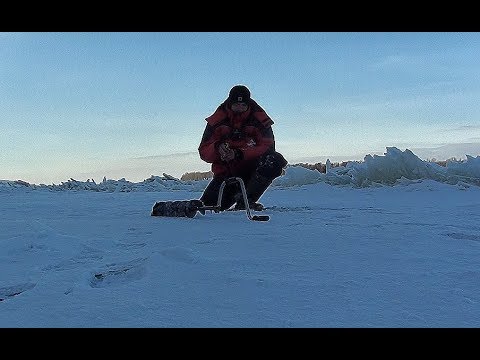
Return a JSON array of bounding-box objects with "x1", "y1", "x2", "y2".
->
[
  {"x1": 1, "y1": 147, "x2": 480, "y2": 327},
  {"x1": 1, "y1": 32, "x2": 480, "y2": 184}
]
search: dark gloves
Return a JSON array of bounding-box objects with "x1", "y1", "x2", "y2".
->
[{"x1": 218, "y1": 142, "x2": 243, "y2": 162}]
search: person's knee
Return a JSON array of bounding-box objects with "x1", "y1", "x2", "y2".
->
[{"x1": 257, "y1": 152, "x2": 288, "y2": 179}]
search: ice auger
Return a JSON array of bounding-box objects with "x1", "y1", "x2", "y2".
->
[{"x1": 151, "y1": 177, "x2": 269, "y2": 222}]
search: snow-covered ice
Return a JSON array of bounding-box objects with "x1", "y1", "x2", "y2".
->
[{"x1": 1, "y1": 147, "x2": 480, "y2": 327}]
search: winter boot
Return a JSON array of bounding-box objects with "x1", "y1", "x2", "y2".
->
[
  {"x1": 234, "y1": 173, "x2": 272, "y2": 211},
  {"x1": 234, "y1": 201, "x2": 265, "y2": 211}
]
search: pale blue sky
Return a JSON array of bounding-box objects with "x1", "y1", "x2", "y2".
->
[{"x1": 2, "y1": 32, "x2": 480, "y2": 183}]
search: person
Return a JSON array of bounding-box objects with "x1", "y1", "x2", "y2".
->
[{"x1": 198, "y1": 85, "x2": 287, "y2": 211}]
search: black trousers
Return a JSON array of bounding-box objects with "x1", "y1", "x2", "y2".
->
[{"x1": 200, "y1": 151, "x2": 287, "y2": 210}]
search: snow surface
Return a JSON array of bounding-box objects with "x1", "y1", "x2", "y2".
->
[{"x1": 1, "y1": 147, "x2": 480, "y2": 327}]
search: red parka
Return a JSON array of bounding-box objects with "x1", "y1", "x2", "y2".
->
[{"x1": 198, "y1": 99, "x2": 275, "y2": 176}]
